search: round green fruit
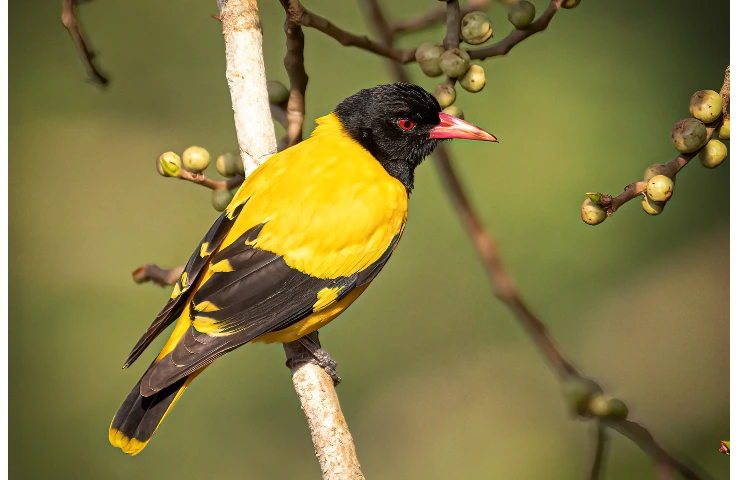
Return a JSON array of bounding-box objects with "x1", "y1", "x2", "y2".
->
[
  {"x1": 461, "y1": 11, "x2": 493, "y2": 45},
  {"x1": 718, "y1": 117, "x2": 730, "y2": 140},
  {"x1": 182, "y1": 146, "x2": 210, "y2": 173},
  {"x1": 459, "y1": 65, "x2": 486, "y2": 93},
  {"x1": 699, "y1": 139, "x2": 728, "y2": 169},
  {"x1": 562, "y1": 0, "x2": 581, "y2": 8},
  {"x1": 216, "y1": 152, "x2": 239, "y2": 178},
  {"x1": 671, "y1": 118, "x2": 707, "y2": 153},
  {"x1": 641, "y1": 195, "x2": 664, "y2": 215},
  {"x1": 439, "y1": 48, "x2": 471, "y2": 78},
  {"x1": 508, "y1": 1, "x2": 536, "y2": 29},
  {"x1": 266, "y1": 80, "x2": 289, "y2": 104},
  {"x1": 157, "y1": 151, "x2": 181, "y2": 177},
  {"x1": 211, "y1": 188, "x2": 234, "y2": 212},
  {"x1": 442, "y1": 105, "x2": 464, "y2": 120},
  {"x1": 689, "y1": 90, "x2": 723, "y2": 124},
  {"x1": 415, "y1": 42, "x2": 446, "y2": 78},
  {"x1": 434, "y1": 83, "x2": 456, "y2": 109},
  {"x1": 646, "y1": 175, "x2": 674, "y2": 203},
  {"x1": 581, "y1": 198, "x2": 606, "y2": 225}
]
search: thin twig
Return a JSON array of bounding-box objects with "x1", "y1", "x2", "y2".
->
[
  {"x1": 361, "y1": 1, "x2": 709, "y2": 478},
  {"x1": 589, "y1": 425, "x2": 608, "y2": 480},
  {"x1": 390, "y1": 0, "x2": 490, "y2": 35},
  {"x1": 467, "y1": 0, "x2": 564, "y2": 60},
  {"x1": 720, "y1": 66, "x2": 730, "y2": 121},
  {"x1": 176, "y1": 168, "x2": 244, "y2": 191},
  {"x1": 609, "y1": 420, "x2": 704, "y2": 480},
  {"x1": 443, "y1": 0, "x2": 462, "y2": 51},
  {"x1": 61, "y1": 0, "x2": 109, "y2": 86},
  {"x1": 280, "y1": 0, "x2": 309, "y2": 147},
  {"x1": 131, "y1": 264, "x2": 184, "y2": 287}
]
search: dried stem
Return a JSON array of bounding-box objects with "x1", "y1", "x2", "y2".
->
[
  {"x1": 61, "y1": 0, "x2": 109, "y2": 86},
  {"x1": 131, "y1": 264, "x2": 184, "y2": 287},
  {"x1": 720, "y1": 66, "x2": 730, "y2": 120},
  {"x1": 362, "y1": 1, "x2": 709, "y2": 478},
  {"x1": 390, "y1": 0, "x2": 489, "y2": 35}
]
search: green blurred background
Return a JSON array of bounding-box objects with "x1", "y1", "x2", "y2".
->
[{"x1": 9, "y1": 0, "x2": 729, "y2": 478}]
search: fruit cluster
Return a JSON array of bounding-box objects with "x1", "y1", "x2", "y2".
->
[
  {"x1": 157, "y1": 147, "x2": 244, "y2": 212},
  {"x1": 582, "y1": 88, "x2": 729, "y2": 225},
  {"x1": 416, "y1": 1, "x2": 581, "y2": 119}
]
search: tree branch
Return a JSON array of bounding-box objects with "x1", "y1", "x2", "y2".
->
[
  {"x1": 467, "y1": 0, "x2": 564, "y2": 60},
  {"x1": 61, "y1": 0, "x2": 109, "y2": 86},
  {"x1": 361, "y1": 1, "x2": 709, "y2": 478},
  {"x1": 390, "y1": 0, "x2": 490, "y2": 36},
  {"x1": 219, "y1": 0, "x2": 277, "y2": 176},
  {"x1": 284, "y1": 335, "x2": 365, "y2": 480},
  {"x1": 131, "y1": 264, "x2": 184, "y2": 287},
  {"x1": 597, "y1": 69, "x2": 729, "y2": 216},
  {"x1": 589, "y1": 425, "x2": 608, "y2": 480},
  {"x1": 175, "y1": 167, "x2": 245, "y2": 190},
  {"x1": 217, "y1": 2, "x2": 362, "y2": 478},
  {"x1": 279, "y1": 0, "x2": 309, "y2": 147}
]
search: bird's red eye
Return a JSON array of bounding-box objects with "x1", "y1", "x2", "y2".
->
[{"x1": 398, "y1": 119, "x2": 416, "y2": 131}]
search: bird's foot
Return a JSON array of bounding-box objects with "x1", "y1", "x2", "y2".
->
[{"x1": 284, "y1": 332, "x2": 342, "y2": 386}]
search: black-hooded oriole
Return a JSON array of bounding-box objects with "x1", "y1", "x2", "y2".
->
[{"x1": 109, "y1": 83, "x2": 496, "y2": 455}]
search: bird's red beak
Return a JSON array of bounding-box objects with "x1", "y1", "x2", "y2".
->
[{"x1": 429, "y1": 112, "x2": 498, "y2": 142}]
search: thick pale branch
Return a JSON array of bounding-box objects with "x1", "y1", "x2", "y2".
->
[
  {"x1": 284, "y1": 336, "x2": 365, "y2": 480},
  {"x1": 219, "y1": 0, "x2": 277, "y2": 176},
  {"x1": 467, "y1": 0, "x2": 564, "y2": 60},
  {"x1": 390, "y1": 0, "x2": 490, "y2": 35},
  {"x1": 61, "y1": 0, "x2": 109, "y2": 85},
  {"x1": 217, "y1": 2, "x2": 360, "y2": 478}
]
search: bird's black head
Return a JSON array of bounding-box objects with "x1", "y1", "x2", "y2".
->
[{"x1": 334, "y1": 83, "x2": 496, "y2": 194}]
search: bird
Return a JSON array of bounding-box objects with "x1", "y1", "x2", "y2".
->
[{"x1": 109, "y1": 82, "x2": 496, "y2": 455}]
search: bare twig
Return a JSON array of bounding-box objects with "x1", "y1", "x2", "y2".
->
[
  {"x1": 131, "y1": 264, "x2": 184, "y2": 287},
  {"x1": 61, "y1": 0, "x2": 109, "y2": 86},
  {"x1": 609, "y1": 420, "x2": 703, "y2": 480},
  {"x1": 176, "y1": 168, "x2": 244, "y2": 190},
  {"x1": 467, "y1": 0, "x2": 564, "y2": 60},
  {"x1": 589, "y1": 425, "x2": 608, "y2": 480},
  {"x1": 281, "y1": 0, "x2": 416, "y2": 64},
  {"x1": 390, "y1": 0, "x2": 490, "y2": 35},
  {"x1": 361, "y1": 1, "x2": 709, "y2": 478},
  {"x1": 280, "y1": 0, "x2": 309, "y2": 147}
]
